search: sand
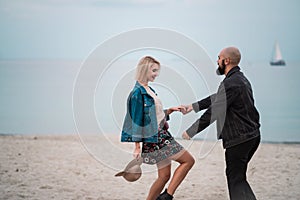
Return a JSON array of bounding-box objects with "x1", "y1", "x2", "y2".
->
[{"x1": 0, "y1": 134, "x2": 300, "y2": 200}]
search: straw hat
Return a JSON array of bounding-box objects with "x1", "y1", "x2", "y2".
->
[{"x1": 115, "y1": 158, "x2": 143, "y2": 182}]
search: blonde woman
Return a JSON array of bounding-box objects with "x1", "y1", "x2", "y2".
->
[{"x1": 121, "y1": 56, "x2": 195, "y2": 200}]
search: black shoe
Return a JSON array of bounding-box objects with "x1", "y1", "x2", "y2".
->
[{"x1": 156, "y1": 189, "x2": 173, "y2": 200}]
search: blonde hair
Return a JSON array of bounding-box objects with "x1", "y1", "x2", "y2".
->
[{"x1": 135, "y1": 56, "x2": 160, "y2": 81}]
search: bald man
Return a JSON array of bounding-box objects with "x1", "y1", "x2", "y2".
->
[{"x1": 182, "y1": 47, "x2": 260, "y2": 199}]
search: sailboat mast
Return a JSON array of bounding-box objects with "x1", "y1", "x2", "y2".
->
[{"x1": 275, "y1": 42, "x2": 283, "y2": 61}]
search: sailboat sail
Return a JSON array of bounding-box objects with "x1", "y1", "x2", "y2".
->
[{"x1": 270, "y1": 42, "x2": 286, "y2": 66}]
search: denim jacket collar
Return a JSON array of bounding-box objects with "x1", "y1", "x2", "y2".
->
[{"x1": 134, "y1": 81, "x2": 156, "y2": 95}]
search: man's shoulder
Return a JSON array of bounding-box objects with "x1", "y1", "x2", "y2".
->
[{"x1": 223, "y1": 71, "x2": 248, "y2": 88}]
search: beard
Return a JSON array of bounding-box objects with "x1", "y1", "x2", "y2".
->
[{"x1": 216, "y1": 60, "x2": 226, "y2": 75}]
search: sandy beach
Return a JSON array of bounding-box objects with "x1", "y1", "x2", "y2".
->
[{"x1": 0, "y1": 134, "x2": 299, "y2": 200}]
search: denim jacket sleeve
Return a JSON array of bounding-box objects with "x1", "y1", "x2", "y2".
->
[{"x1": 121, "y1": 90, "x2": 144, "y2": 142}]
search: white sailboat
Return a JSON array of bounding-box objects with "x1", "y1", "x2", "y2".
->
[{"x1": 270, "y1": 41, "x2": 286, "y2": 66}]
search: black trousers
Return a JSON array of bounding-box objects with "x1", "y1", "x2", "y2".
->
[{"x1": 225, "y1": 136, "x2": 260, "y2": 200}]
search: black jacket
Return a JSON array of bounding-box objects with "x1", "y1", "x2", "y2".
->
[{"x1": 186, "y1": 66, "x2": 260, "y2": 148}]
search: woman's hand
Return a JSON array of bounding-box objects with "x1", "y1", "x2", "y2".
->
[
  {"x1": 133, "y1": 142, "x2": 141, "y2": 159},
  {"x1": 167, "y1": 106, "x2": 185, "y2": 115}
]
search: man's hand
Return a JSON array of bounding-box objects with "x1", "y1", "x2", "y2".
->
[
  {"x1": 180, "y1": 104, "x2": 193, "y2": 115},
  {"x1": 182, "y1": 131, "x2": 191, "y2": 140}
]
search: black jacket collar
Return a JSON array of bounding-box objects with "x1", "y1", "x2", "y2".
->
[{"x1": 226, "y1": 66, "x2": 240, "y2": 78}]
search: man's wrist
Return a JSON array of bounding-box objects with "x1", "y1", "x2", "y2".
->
[
  {"x1": 186, "y1": 129, "x2": 195, "y2": 139},
  {"x1": 192, "y1": 102, "x2": 199, "y2": 112}
]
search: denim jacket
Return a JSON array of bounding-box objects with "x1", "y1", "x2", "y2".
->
[{"x1": 121, "y1": 81, "x2": 161, "y2": 143}]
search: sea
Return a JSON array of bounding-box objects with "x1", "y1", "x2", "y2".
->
[{"x1": 0, "y1": 59, "x2": 299, "y2": 143}]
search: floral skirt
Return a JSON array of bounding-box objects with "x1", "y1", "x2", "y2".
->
[{"x1": 141, "y1": 121, "x2": 184, "y2": 165}]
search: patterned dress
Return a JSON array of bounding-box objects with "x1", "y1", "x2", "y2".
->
[{"x1": 141, "y1": 120, "x2": 184, "y2": 165}]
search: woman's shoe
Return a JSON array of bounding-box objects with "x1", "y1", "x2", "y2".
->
[{"x1": 156, "y1": 189, "x2": 173, "y2": 200}]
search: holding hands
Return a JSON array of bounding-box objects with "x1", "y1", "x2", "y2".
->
[
  {"x1": 167, "y1": 104, "x2": 193, "y2": 115},
  {"x1": 180, "y1": 104, "x2": 193, "y2": 115},
  {"x1": 166, "y1": 106, "x2": 185, "y2": 115}
]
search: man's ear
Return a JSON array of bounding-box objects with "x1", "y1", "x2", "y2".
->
[{"x1": 225, "y1": 57, "x2": 231, "y2": 65}]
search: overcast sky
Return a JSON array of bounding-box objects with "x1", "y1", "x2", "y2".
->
[{"x1": 1, "y1": 0, "x2": 299, "y2": 61}]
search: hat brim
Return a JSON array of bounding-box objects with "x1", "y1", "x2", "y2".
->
[
  {"x1": 115, "y1": 171, "x2": 125, "y2": 177},
  {"x1": 115, "y1": 158, "x2": 143, "y2": 179}
]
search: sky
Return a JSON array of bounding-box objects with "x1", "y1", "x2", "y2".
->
[{"x1": 0, "y1": 0, "x2": 300, "y2": 62}]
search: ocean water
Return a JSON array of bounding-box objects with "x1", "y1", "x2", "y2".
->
[{"x1": 0, "y1": 59, "x2": 299, "y2": 143}]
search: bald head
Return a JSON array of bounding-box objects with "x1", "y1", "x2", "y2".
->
[{"x1": 221, "y1": 47, "x2": 241, "y2": 66}]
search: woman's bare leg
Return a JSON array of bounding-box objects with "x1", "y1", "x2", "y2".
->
[
  {"x1": 166, "y1": 150, "x2": 195, "y2": 195},
  {"x1": 146, "y1": 160, "x2": 171, "y2": 200}
]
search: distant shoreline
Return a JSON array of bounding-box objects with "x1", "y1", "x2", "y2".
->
[{"x1": 1, "y1": 133, "x2": 300, "y2": 145}]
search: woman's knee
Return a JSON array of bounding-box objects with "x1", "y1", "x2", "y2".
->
[
  {"x1": 182, "y1": 151, "x2": 195, "y2": 168},
  {"x1": 186, "y1": 154, "x2": 195, "y2": 169},
  {"x1": 189, "y1": 155, "x2": 195, "y2": 168},
  {"x1": 174, "y1": 151, "x2": 195, "y2": 167}
]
